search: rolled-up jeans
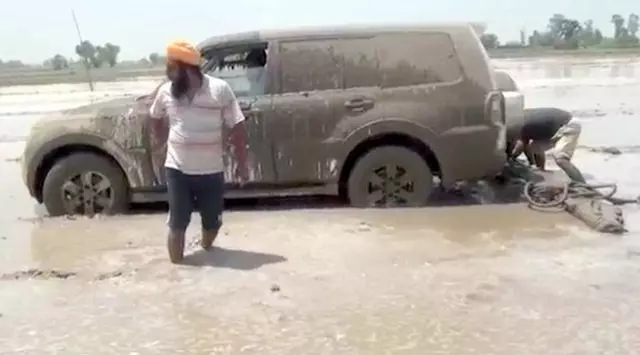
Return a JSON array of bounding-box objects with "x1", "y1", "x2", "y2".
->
[
  {"x1": 165, "y1": 168, "x2": 225, "y2": 232},
  {"x1": 530, "y1": 118, "x2": 582, "y2": 161}
]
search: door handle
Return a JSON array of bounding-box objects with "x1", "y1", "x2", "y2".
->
[{"x1": 344, "y1": 99, "x2": 374, "y2": 110}]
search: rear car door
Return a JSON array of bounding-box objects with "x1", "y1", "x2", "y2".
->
[
  {"x1": 269, "y1": 37, "x2": 382, "y2": 184},
  {"x1": 268, "y1": 38, "x2": 346, "y2": 184}
]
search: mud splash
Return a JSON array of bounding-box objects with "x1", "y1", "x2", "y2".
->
[
  {"x1": 0, "y1": 268, "x2": 137, "y2": 281},
  {"x1": 0, "y1": 269, "x2": 76, "y2": 280}
]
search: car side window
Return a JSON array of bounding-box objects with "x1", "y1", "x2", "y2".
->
[
  {"x1": 205, "y1": 45, "x2": 269, "y2": 98},
  {"x1": 279, "y1": 39, "x2": 343, "y2": 93},
  {"x1": 372, "y1": 33, "x2": 462, "y2": 88},
  {"x1": 333, "y1": 38, "x2": 380, "y2": 89}
]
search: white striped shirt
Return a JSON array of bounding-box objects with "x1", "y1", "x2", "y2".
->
[{"x1": 149, "y1": 75, "x2": 245, "y2": 175}]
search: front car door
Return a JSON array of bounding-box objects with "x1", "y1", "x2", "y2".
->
[{"x1": 201, "y1": 42, "x2": 278, "y2": 187}]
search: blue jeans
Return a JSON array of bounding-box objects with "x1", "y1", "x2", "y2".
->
[{"x1": 165, "y1": 168, "x2": 225, "y2": 232}]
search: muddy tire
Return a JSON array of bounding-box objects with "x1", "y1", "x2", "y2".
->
[
  {"x1": 347, "y1": 146, "x2": 434, "y2": 207},
  {"x1": 42, "y1": 153, "x2": 129, "y2": 217}
]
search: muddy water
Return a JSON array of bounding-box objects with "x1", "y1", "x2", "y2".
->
[{"x1": 1, "y1": 58, "x2": 640, "y2": 354}]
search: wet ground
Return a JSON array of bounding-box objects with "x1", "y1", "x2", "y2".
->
[{"x1": 2, "y1": 57, "x2": 640, "y2": 354}]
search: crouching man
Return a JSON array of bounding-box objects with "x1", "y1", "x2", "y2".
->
[{"x1": 509, "y1": 107, "x2": 586, "y2": 183}]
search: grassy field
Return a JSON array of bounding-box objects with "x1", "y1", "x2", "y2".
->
[
  {"x1": 0, "y1": 66, "x2": 165, "y2": 88},
  {"x1": 2, "y1": 47, "x2": 640, "y2": 88},
  {"x1": 487, "y1": 46, "x2": 640, "y2": 59}
]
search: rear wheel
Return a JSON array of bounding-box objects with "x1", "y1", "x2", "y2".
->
[
  {"x1": 347, "y1": 146, "x2": 434, "y2": 207},
  {"x1": 42, "y1": 153, "x2": 129, "y2": 216}
]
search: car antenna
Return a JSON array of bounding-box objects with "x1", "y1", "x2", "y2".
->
[{"x1": 71, "y1": 9, "x2": 95, "y2": 92}]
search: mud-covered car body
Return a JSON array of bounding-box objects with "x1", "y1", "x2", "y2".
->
[
  {"x1": 22, "y1": 24, "x2": 506, "y2": 215},
  {"x1": 494, "y1": 70, "x2": 525, "y2": 140}
]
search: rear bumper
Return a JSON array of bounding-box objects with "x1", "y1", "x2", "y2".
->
[
  {"x1": 503, "y1": 91, "x2": 525, "y2": 138},
  {"x1": 439, "y1": 125, "x2": 507, "y2": 185}
]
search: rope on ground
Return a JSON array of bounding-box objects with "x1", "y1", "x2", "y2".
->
[
  {"x1": 504, "y1": 160, "x2": 638, "y2": 234},
  {"x1": 523, "y1": 181, "x2": 639, "y2": 210},
  {"x1": 523, "y1": 180, "x2": 638, "y2": 234}
]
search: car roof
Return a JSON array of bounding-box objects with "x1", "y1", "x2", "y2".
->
[{"x1": 197, "y1": 23, "x2": 480, "y2": 50}]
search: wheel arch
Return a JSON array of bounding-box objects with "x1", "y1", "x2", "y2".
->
[
  {"x1": 338, "y1": 121, "x2": 443, "y2": 198},
  {"x1": 30, "y1": 134, "x2": 134, "y2": 203}
]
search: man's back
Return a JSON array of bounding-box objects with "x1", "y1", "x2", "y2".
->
[{"x1": 521, "y1": 107, "x2": 572, "y2": 141}]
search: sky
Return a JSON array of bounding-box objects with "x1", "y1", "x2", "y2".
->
[{"x1": 1, "y1": 0, "x2": 638, "y2": 63}]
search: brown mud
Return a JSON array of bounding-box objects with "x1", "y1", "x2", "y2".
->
[{"x1": 2, "y1": 56, "x2": 640, "y2": 354}]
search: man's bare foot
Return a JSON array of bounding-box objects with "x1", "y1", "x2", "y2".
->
[{"x1": 200, "y1": 228, "x2": 219, "y2": 251}]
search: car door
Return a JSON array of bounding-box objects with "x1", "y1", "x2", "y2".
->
[
  {"x1": 207, "y1": 44, "x2": 277, "y2": 186},
  {"x1": 231, "y1": 94, "x2": 275, "y2": 185},
  {"x1": 268, "y1": 37, "x2": 382, "y2": 184}
]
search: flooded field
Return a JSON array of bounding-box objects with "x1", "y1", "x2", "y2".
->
[{"x1": 2, "y1": 58, "x2": 640, "y2": 354}]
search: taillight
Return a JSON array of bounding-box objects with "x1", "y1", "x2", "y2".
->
[{"x1": 485, "y1": 91, "x2": 506, "y2": 150}]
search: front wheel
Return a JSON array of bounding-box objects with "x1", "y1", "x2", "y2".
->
[
  {"x1": 346, "y1": 146, "x2": 434, "y2": 207},
  {"x1": 42, "y1": 153, "x2": 129, "y2": 216}
]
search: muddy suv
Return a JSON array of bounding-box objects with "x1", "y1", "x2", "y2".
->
[
  {"x1": 21, "y1": 24, "x2": 506, "y2": 216},
  {"x1": 494, "y1": 70, "x2": 525, "y2": 142}
]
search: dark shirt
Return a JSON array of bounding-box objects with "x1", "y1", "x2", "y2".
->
[{"x1": 520, "y1": 107, "x2": 572, "y2": 141}]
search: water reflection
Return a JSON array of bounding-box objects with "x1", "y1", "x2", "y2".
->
[
  {"x1": 610, "y1": 64, "x2": 620, "y2": 78},
  {"x1": 562, "y1": 63, "x2": 572, "y2": 78},
  {"x1": 609, "y1": 63, "x2": 636, "y2": 78},
  {"x1": 495, "y1": 57, "x2": 640, "y2": 81}
]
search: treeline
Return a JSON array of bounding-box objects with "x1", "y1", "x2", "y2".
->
[
  {"x1": 481, "y1": 13, "x2": 640, "y2": 50},
  {"x1": 0, "y1": 40, "x2": 168, "y2": 71},
  {"x1": 3, "y1": 14, "x2": 640, "y2": 71}
]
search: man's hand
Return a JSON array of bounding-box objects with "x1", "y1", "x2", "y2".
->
[{"x1": 235, "y1": 163, "x2": 249, "y2": 183}]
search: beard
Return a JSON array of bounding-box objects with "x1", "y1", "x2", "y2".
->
[{"x1": 169, "y1": 66, "x2": 189, "y2": 100}]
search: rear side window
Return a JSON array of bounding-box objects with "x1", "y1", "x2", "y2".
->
[
  {"x1": 333, "y1": 38, "x2": 379, "y2": 89},
  {"x1": 373, "y1": 32, "x2": 462, "y2": 88},
  {"x1": 279, "y1": 39, "x2": 343, "y2": 92},
  {"x1": 279, "y1": 38, "x2": 379, "y2": 93},
  {"x1": 278, "y1": 32, "x2": 462, "y2": 93}
]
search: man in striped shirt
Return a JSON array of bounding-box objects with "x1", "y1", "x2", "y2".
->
[{"x1": 149, "y1": 40, "x2": 248, "y2": 263}]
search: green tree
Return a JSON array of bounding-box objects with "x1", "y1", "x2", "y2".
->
[
  {"x1": 95, "y1": 46, "x2": 107, "y2": 68},
  {"x1": 48, "y1": 54, "x2": 69, "y2": 70},
  {"x1": 148, "y1": 52, "x2": 160, "y2": 66},
  {"x1": 594, "y1": 29, "x2": 604, "y2": 44},
  {"x1": 0, "y1": 59, "x2": 25, "y2": 69},
  {"x1": 543, "y1": 14, "x2": 582, "y2": 49},
  {"x1": 558, "y1": 18, "x2": 582, "y2": 48},
  {"x1": 612, "y1": 14, "x2": 626, "y2": 38},
  {"x1": 96, "y1": 43, "x2": 120, "y2": 68},
  {"x1": 138, "y1": 57, "x2": 150, "y2": 67},
  {"x1": 103, "y1": 43, "x2": 121, "y2": 67},
  {"x1": 628, "y1": 13, "x2": 639, "y2": 37},
  {"x1": 547, "y1": 14, "x2": 566, "y2": 39},
  {"x1": 480, "y1": 33, "x2": 499, "y2": 49},
  {"x1": 75, "y1": 40, "x2": 98, "y2": 68},
  {"x1": 581, "y1": 20, "x2": 595, "y2": 46}
]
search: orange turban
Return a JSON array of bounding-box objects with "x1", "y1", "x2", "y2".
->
[{"x1": 166, "y1": 40, "x2": 201, "y2": 66}]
